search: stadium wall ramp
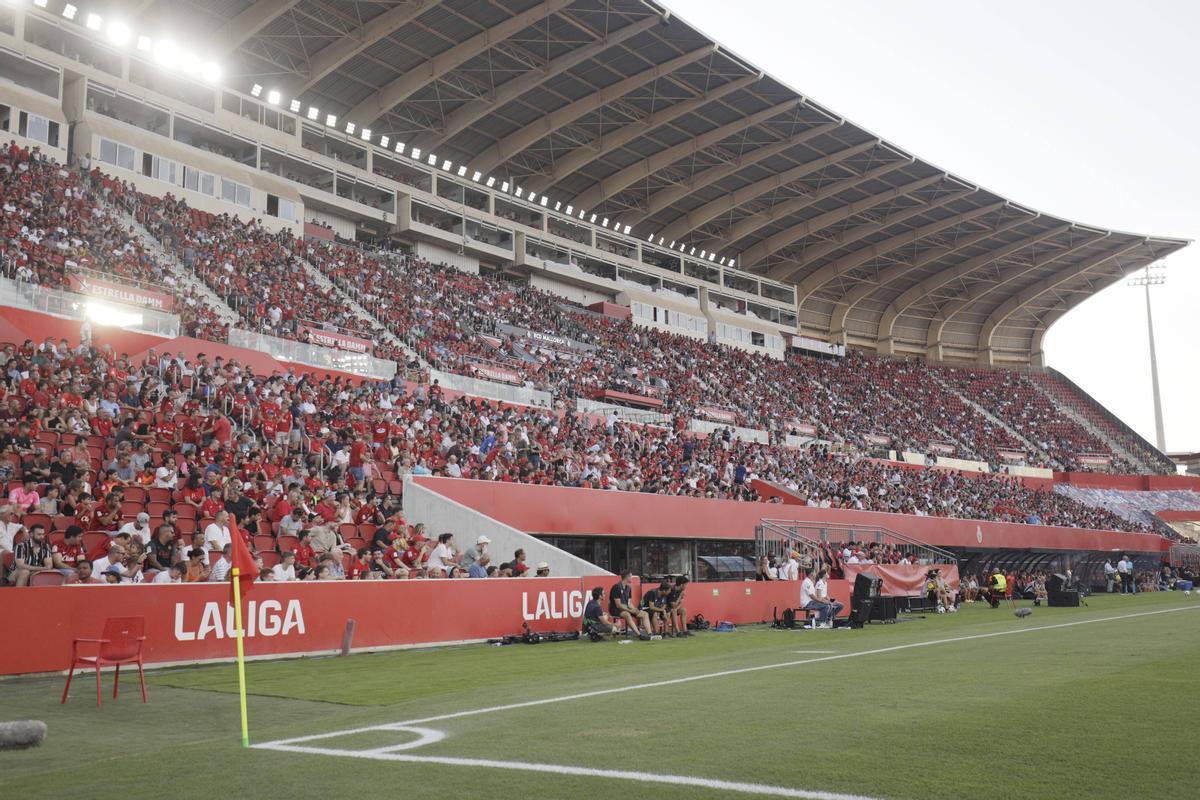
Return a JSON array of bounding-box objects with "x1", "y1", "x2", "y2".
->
[{"x1": 402, "y1": 478, "x2": 612, "y2": 577}]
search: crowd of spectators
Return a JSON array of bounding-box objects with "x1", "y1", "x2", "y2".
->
[
  {"x1": 1, "y1": 142, "x2": 226, "y2": 341},
  {"x1": 0, "y1": 142, "x2": 1188, "y2": 593}
]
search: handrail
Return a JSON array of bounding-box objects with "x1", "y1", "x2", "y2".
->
[{"x1": 759, "y1": 518, "x2": 957, "y2": 565}]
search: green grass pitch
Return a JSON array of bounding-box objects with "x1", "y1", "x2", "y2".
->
[{"x1": 3, "y1": 592, "x2": 1198, "y2": 799}]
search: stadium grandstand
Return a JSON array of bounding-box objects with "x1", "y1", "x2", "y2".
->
[{"x1": 0, "y1": 3, "x2": 1198, "y2": 798}]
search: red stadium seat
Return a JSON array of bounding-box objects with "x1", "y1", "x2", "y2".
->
[
  {"x1": 259, "y1": 552, "x2": 280, "y2": 569},
  {"x1": 52, "y1": 515, "x2": 75, "y2": 531},
  {"x1": 252, "y1": 535, "x2": 277, "y2": 553},
  {"x1": 147, "y1": 488, "x2": 172, "y2": 504},
  {"x1": 123, "y1": 487, "x2": 147, "y2": 504},
  {"x1": 21, "y1": 513, "x2": 51, "y2": 532},
  {"x1": 276, "y1": 535, "x2": 299, "y2": 553},
  {"x1": 31, "y1": 571, "x2": 67, "y2": 587}
]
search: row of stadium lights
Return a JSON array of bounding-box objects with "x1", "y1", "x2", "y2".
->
[
  {"x1": 29, "y1": 0, "x2": 737, "y2": 269},
  {"x1": 19, "y1": 1, "x2": 223, "y2": 82}
]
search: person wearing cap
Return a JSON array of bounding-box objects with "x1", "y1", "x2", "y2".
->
[
  {"x1": 102, "y1": 565, "x2": 125, "y2": 584},
  {"x1": 534, "y1": 562, "x2": 550, "y2": 577},
  {"x1": 119, "y1": 512, "x2": 153, "y2": 545},
  {"x1": 460, "y1": 534, "x2": 490, "y2": 571}
]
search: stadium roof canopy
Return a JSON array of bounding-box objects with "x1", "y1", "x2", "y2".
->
[{"x1": 124, "y1": 0, "x2": 1187, "y2": 362}]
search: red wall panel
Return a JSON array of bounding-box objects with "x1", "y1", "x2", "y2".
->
[
  {"x1": 0, "y1": 578, "x2": 825, "y2": 676},
  {"x1": 412, "y1": 477, "x2": 1169, "y2": 554}
]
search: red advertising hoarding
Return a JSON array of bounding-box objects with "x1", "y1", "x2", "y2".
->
[
  {"x1": 67, "y1": 274, "x2": 175, "y2": 311},
  {"x1": 843, "y1": 564, "x2": 960, "y2": 596},
  {"x1": 698, "y1": 406, "x2": 739, "y2": 425},
  {"x1": 472, "y1": 363, "x2": 523, "y2": 385},
  {"x1": 299, "y1": 325, "x2": 373, "y2": 354},
  {"x1": 0, "y1": 578, "x2": 840, "y2": 676}
]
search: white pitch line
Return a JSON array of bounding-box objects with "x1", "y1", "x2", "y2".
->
[
  {"x1": 255, "y1": 742, "x2": 883, "y2": 800},
  {"x1": 257, "y1": 603, "x2": 1197, "y2": 749},
  {"x1": 793, "y1": 650, "x2": 838, "y2": 654}
]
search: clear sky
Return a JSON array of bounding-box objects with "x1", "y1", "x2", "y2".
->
[{"x1": 669, "y1": 0, "x2": 1199, "y2": 454}]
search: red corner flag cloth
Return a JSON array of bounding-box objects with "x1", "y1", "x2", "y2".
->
[{"x1": 228, "y1": 515, "x2": 257, "y2": 603}]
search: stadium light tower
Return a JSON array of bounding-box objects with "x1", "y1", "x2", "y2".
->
[{"x1": 1128, "y1": 262, "x2": 1167, "y2": 451}]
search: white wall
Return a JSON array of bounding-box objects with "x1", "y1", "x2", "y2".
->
[
  {"x1": 402, "y1": 479, "x2": 611, "y2": 578},
  {"x1": 416, "y1": 240, "x2": 480, "y2": 274}
]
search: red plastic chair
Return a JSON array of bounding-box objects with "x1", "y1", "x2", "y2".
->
[
  {"x1": 61, "y1": 617, "x2": 148, "y2": 708},
  {"x1": 30, "y1": 571, "x2": 66, "y2": 586}
]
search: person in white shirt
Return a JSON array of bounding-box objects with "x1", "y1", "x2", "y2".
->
[
  {"x1": 153, "y1": 563, "x2": 184, "y2": 583},
  {"x1": 0, "y1": 505, "x2": 25, "y2": 583},
  {"x1": 119, "y1": 513, "x2": 153, "y2": 545},
  {"x1": 204, "y1": 510, "x2": 232, "y2": 552},
  {"x1": 800, "y1": 571, "x2": 831, "y2": 628},
  {"x1": 814, "y1": 567, "x2": 843, "y2": 627},
  {"x1": 783, "y1": 552, "x2": 800, "y2": 581},
  {"x1": 208, "y1": 544, "x2": 233, "y2": 582},
  {"x1": 271, "y1": 552, "x2": 297, "y2": 582},
  {"x1": 154, "y1": 465, "x2": 178, "y2": 489},
  {"x1": 1103, "y1": 559, "x2": 1117, "y2": 593},
  {"x1": 425, "y1": 532, "x2": 458, "y2": 577}
]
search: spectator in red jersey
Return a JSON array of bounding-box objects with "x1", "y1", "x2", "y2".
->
[{"x1": 51, "y1": 526, "x2": 87, "y2": 578}]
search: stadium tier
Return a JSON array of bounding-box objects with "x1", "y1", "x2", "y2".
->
[{"x1": 1, "y1": 0, "x2": 1195, "y2": 671}]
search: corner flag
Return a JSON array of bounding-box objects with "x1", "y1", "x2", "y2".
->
[{"x1": 228, "y1": 515, "x2": 256, "y2": 747}]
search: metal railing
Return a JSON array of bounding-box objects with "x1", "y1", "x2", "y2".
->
[
  {"x1": 756, "y1": 519, "x2": 824, "y2": 566},
  {"x1": 427, "y1": 367, "x2": 552, "y2": 408},
  {"x1": 1168, "y1": 544, "x2": 1200, "y2": 570},
  {"x1": 0, "y1": 276, "x2": 181, "y2": 337},
  {"x1": 757, "y1": 518, "x2": 957, "y2": 566},
  {"x1": 228, "y1": 328, "x2": 397, "y2": 380}
]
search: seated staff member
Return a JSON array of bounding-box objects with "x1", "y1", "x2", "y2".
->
[
  {"x1": 640, "y1": 580, "x2": 672, "y2": 636},
  {"x1": 609, "y1": 570, "x2": 652, "y2": 641},
  {"x1": 583, "y1": 587, "x2": 617, "y2": 639},
  {"x1": 665, "y1": 576, "x2": 692, "y2": 637},
  {"x1": 988, "y1": 568, "x2": 1007, "y2": 608},
  {"x1": 814, "y1": 566, "x2": 845, "y2": 624}
]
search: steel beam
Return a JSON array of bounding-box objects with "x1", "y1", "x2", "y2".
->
[
  {"x1": 657, "y1": 140, "x2": 879, "y2": 242},
  {"x1": 628, "y1": 121, "x2": 842, "y2": 227},
  {"x1": 780, "y1": 191, "x2": 987, "y2": 289},
  {"x1": 416, "y1": 14, "x2": 662, "y2": 152},
  {"x1": 817, "y1": 203, "x2": 1014, "y2": 335},
  {"x1": 571, "y1": 98, "x2": 804, "y2": 211},
  {"x1": 282, "y1": 1, "x2": 445, "y2": 95},
  {"x1": 873, "y1": 223, "x2": 1072, "y2": 347},
  {"x1": 524, "y1": 73, "x2": 761, "y2": 195},
  {"x1": 349, "y1": 0, "x2": 574, "y2": 128},
  {"x1": 925, "y1": 232, "x2": 1110, "y2": 352},
  {"x1": 470, "y1": 44, "x2": 716, "y2": 173},
  {"x1": 976, "y1": 239, "x2": 1146, "y2": 357},
  {"x1": 215, "y1": 0, "x2": 303, "y2": 55},
  {"x1": 740, "y1": 171, "x2": 943, "y2": 267}
]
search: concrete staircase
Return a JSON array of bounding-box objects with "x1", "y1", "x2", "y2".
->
[
  {"x1": 293, "y1": 251, "x2": 425, "y2": 368},
  {"x1": 1029, "y1": 381, "x2": 1153, "y2": 473},
  {"x1": 114, "y1": 207, "x2": 241, "y2": 328},
  {"x1": 928, "y1": 371, "x2": 1050, "y2": 466}
]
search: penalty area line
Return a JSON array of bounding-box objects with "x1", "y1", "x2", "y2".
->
[
  {"x1": 255, "y1": 742, "x2": 883, "y2": 800},
  {"x1": 256, "y1": 603, "x2": 1197, "y2": 750}
]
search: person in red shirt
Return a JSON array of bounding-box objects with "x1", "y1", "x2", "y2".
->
[
  {"x1": 208, "y1": 414, "x2": 233, "y2": 447},
  {"x1": 345, "y1": 549, "x2": 371, "y2": 580},
  {"x1": 293, "y1": 530, "x2": 317, "y2": 572},
  {"x1": 52, "y1": 526, "x2": 88, "y2": 574}
]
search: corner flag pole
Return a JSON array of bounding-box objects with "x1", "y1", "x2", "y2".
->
[{"x1": 231, "y1": 566, "x2": 250, "y2": 747}]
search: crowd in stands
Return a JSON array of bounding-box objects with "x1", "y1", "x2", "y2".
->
[
  {"x1": 2, "y1": 142, "x2": 226, "y2": 341},
  {"x1": 6, "y1": 142, "x2": 1172, "y2": 479},
  {"x1": 0, "y1": 142, "x2": 1185, "y2": 591}
]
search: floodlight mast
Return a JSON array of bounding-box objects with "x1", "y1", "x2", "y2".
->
[{"x1": 1128, "y1": 264, "x2": 1167, "y2": 451}]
